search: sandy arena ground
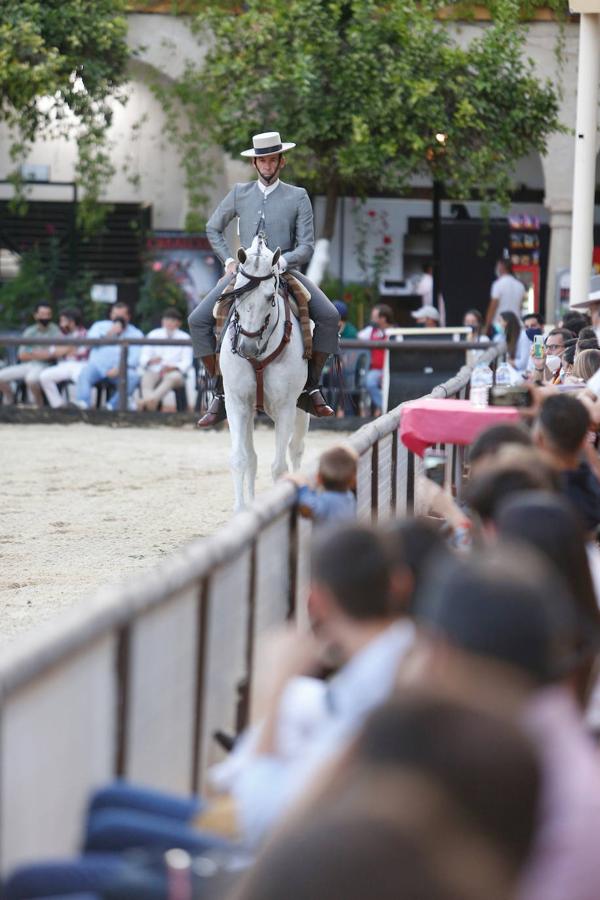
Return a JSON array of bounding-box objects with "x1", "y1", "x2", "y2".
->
[{"x1": 0, "y1": 422, "x2": 347, "y2": 646}]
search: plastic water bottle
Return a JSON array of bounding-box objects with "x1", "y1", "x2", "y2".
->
[
  {"x1": 495, "y1": 360, "x2": 512, "y2": 387},
  {"x1": 470, "y1": 362, "x2": 493, "y2": 408}
]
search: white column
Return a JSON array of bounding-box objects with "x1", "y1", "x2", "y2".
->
[
  {"x1": 569, "y1": 13, "x2": 600, "y2": 307},
  {"x1": 545, "y1": 204, "x2": 572, "y2": 323}
]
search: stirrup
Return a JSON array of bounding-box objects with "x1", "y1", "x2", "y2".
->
[
  {"x1": 197, "y1": 394, "x2": 227, "y2": 428},
  {"x1": 297, "y1": 389, "x2": 334, "y2": 417}
]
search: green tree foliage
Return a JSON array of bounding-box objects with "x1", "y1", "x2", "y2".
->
[
  {"x1": 0, "y1": 0, "x2": 129, "y2": 231},
  {"x1": 0, "y1": 237, "x2": 96, "y2": 330},
  {"x1": 169, "y1": 0, "x2": 561, "y2": 235}
]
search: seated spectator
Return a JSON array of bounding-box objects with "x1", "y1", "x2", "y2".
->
[
  {"x1": 576, "y1": 337, "x2": 600, "y2": 359},
  {"x1": 530, "y1": 328, "x2": 575, "y2": 385},
  {"x1": 573, "y1": 348, "x2": 600, "y2": 383},
  {"x1": 138, "y1": 308, "x2": 192, "y2": 411},
  {"x1": 39, "y1": 307, "x2": 88, "y2": 408},
  {"x1": 411, "y1": 304, "x2": 440, "y2": 328},
  {"x1": 0, "y1": 302, "x2": 61, "y2": 407},
  {"x1": 358, "y1": 304, "x2": 394, "y2": 415},
  {"x1": 533, "y1": 393, "x2": 600, "y2": 535},
  {"x1": 292, "y1": 444, "x2": 357, "y2": 522},
  {"x1": 75, "y1": 301, "x2": 143, "y2": 410},
  {"x1": 500, "y1": 310, "x2": 531, "y2": 374},
  {"x1": 384, "y1": 518, "x2": 452, "y2": 612},
  {"x1": 236, "y1": 693, "x2": 541, "y2": 900},
  {"x1": 463, "y1": 308, "x2": 489, "y2": 345},
  {"x1": 413, "y1": 546, "x2": 600, "y2": 900},
  {"x1": 562, "y1": 342, "x2": 577, "y2": 381},
  {"x1": 578, "y1": 325, "x2": 598, "y2": 343},
  {"x1": 523, "y1": 312, "x2": 544, "y2": 341},
  {"x1": 561, "y1": 309, "x2": 590, "y2": 337},
  {"x1": 468, "y1": 422, "x2": 533, "y2": 478},
  {"x1": 211, "y1": 524, "x2": 415, "y2": 846},
  {"x1": 495, "y1": 491, "x2": 600, "y2": 703},
  {"x1": 465, "y1": 446, "x2": 558, "y2": 532},
  {"x1": 333, "y1": 300, "x2": 358, "y2": 339}
]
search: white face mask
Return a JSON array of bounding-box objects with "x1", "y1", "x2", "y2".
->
[{"x1": 546, "y1": 355, "x2": 562, "y2": 374}]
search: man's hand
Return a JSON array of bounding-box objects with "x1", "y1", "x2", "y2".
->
[
  {"x1": 530, "y1": 343, "x2": 546, "y2": 371},
  {"x1": 225, "y1": 260, "x2": 238, "y2": 276},
  {"x1": 147, "y1": 356, "x2": 162, "y2": 367},
  {"x1": 416, "y1": 475, "x2": 469, "y2": 531},
  {"x1": 106, "y1": 367, "x2": 119, "y2": 378}
]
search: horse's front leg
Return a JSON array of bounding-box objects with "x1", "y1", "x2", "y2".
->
[
  {"x1": 272, "y1": 403, "x2": 297, "y2": 482},
  {"x1": 245, "y1": 412, "x2": 258, "y2": 501},
  {"x1": 227, "y1": 400, "x2": 254, "y2": 512}
]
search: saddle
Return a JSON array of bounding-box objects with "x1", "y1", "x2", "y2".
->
[{"x1": 213, "y1": 272, "x2": 313, "y2": 360}]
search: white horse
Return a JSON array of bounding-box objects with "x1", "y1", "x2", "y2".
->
[{"x1": 219, "y1": 235, "x2": 310, "y2": 511}]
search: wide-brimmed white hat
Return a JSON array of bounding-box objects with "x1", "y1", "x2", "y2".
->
[
  {"x1": 241, "y1": 131, "x2": 296, "y2": 158},
  {"x1": 570, "y1": 274, "x2": 600, "y2": 308},
  {"x1": 411, "y1": 305, "x2": 440, "y2": 322}
]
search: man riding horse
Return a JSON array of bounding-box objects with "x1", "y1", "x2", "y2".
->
[{"x1": 189, "y1": 131, "x2": 339, "y2": 426}]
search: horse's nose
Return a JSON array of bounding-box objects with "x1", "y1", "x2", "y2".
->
[{"x1": 238, "y1": 335, "x2": 259, "y2": 358}]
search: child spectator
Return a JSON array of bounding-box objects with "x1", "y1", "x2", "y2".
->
[{"x1": 294, "y1": 445, "x2": 357, "y2": 522}]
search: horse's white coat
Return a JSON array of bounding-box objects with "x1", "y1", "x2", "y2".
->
[{"x1": 220, "y1": 237, "x2": 310, "y2": 510}]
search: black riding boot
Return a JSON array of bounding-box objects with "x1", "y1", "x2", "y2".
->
[
  {"x1": 197, "y1": 355, "x2": 227, "y2": 427},
  {"x1": 297, "y1": 351, "x2": 334, "y2": 417}
]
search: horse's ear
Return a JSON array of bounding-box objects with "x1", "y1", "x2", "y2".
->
[
  {"x1": 237, "y1": 248, "x2": 247, "y2": 264},
  {"x1": 272, "y1": 247, "x2": 281, "y2": 267}
]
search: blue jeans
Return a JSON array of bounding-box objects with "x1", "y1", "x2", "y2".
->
[
  {"x1": 76, "y1": 363, "x2": 140, "y2": 410},
  {"x1": 88, "y1": 780, "x2": 203, "y2": 822},
  {"x1": 365, "y1": 368, "x2": 383, "y2": 411}
]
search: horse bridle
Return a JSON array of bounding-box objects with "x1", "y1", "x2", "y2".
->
[
  {"x1": 228, "y1": 265, "x2": 280, "y2": 360},
  {"x1": 218, "y1": 259, "x2": 293, "y2": 411}
]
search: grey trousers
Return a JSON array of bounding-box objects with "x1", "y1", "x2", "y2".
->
[{"x1": 188, "y1": 270, "x2": 340, "y2": 358}]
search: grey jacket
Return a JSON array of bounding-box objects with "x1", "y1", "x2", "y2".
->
[{"x1": 205, "y1": 180, "x2": 314, "y2": 269}]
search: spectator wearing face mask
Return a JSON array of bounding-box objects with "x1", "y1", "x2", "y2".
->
[
  {"x1": 75, "y1": 301, "x2": 143, "y2": 411},
  {"x1": 0, "y1": 302, "x2": 61, "y2": 407},
  {"x1": 530, "y1": 328, "x2": 576, "y2": 385}
]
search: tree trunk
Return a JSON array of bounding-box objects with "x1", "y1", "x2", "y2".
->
[
  {"x1": 320, "y1": 176, "x2": 339, "y2": 240},
  {"x1": 307, "y1": 176, "x2": 338, "y2": 286}
]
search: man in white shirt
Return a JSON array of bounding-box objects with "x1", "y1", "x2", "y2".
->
[
  {"x1": 210, "y1": 524, "x2": 415, "y2": 845},
  {"x1": 484, "y1": 259, "x2": 526, "y2": 332},
  {"x1": 416, "y1": 261, "x2": 434, "y2": 306},
  {"x1": 39, "y1": 307, "x2": 88, "y2": 408},
  {"x1": 138, "y1": 308, "x2": 193, "y2": 411}
]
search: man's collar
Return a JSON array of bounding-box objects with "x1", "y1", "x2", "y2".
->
[{"x1": 256, "y1": 178, "x2": 281, "y2": 196}]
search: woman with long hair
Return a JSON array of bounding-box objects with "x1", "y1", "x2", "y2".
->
[
  {"x1": 573, "y1": 349, "x2": 600, "y2": 383},
  {"x1": 500, "y1": 311, "x2": 530, "y2": 373}
]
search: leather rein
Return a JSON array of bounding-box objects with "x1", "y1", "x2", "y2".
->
[{"x1": 221, "y1": 265, "x2": 292, "y2": 412}]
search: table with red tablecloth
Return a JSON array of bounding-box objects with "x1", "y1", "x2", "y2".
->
[{"x1": 399, "y1": 398, "x2": 522, "y2": 456}]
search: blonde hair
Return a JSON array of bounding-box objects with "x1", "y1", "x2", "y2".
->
[
  {"x1": 573, "y1": 349, "x2": 600, "y2": 382},
  {"x1": 318, "y1": 444, "x2": 359, "y2": 492}
]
